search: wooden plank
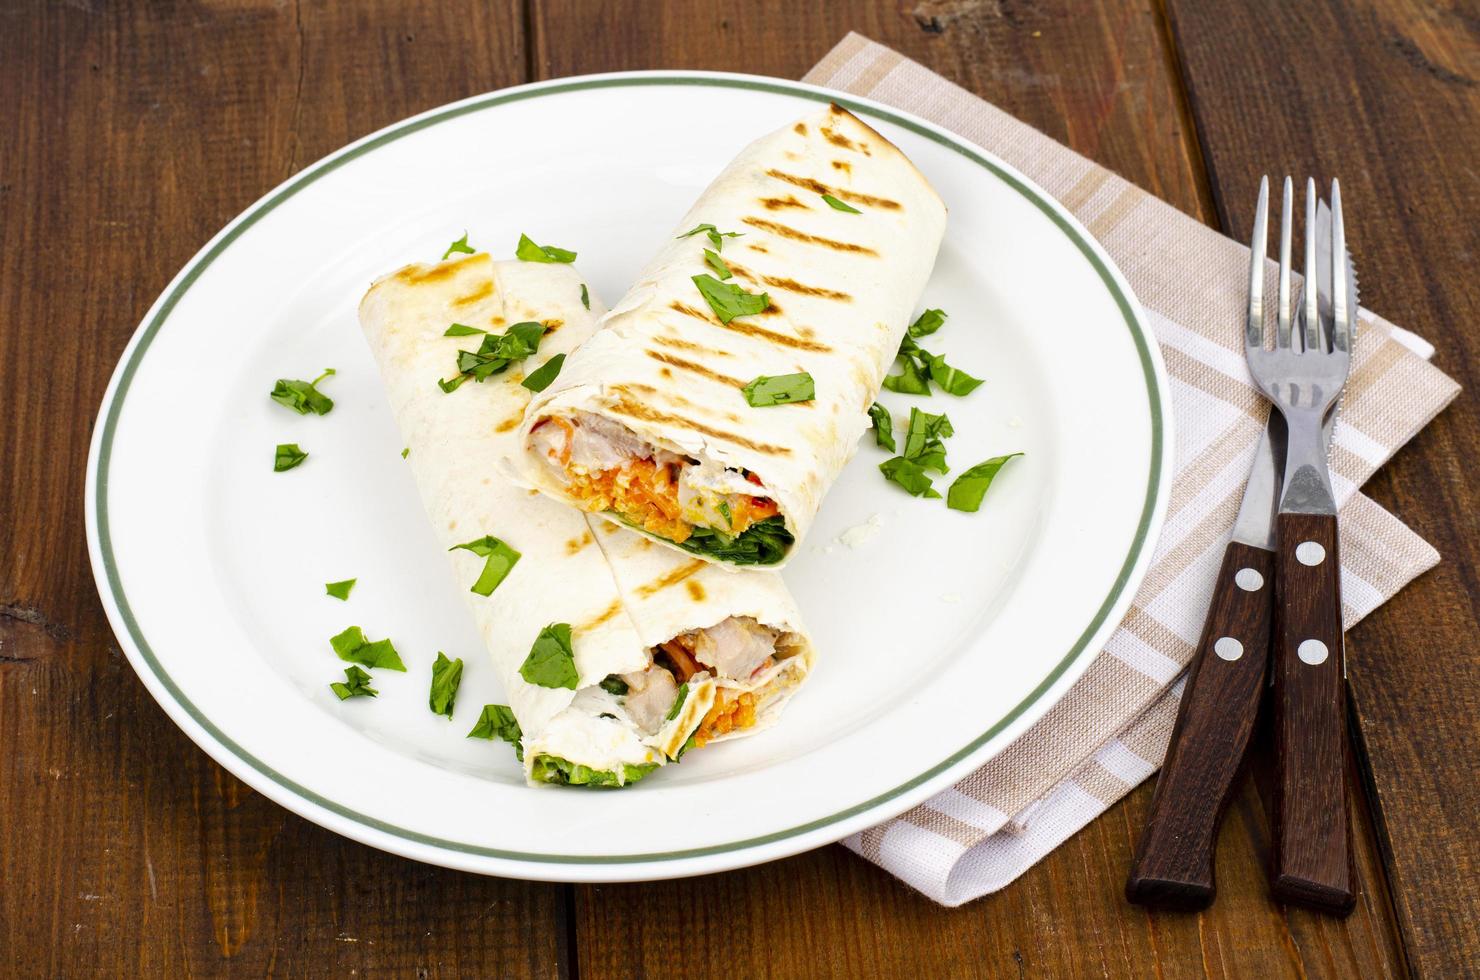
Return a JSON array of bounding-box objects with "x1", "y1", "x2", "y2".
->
[
  {"x1": 0, "y1": 2, "x2": 568, "y2": 976},
  {"x1": 528, "y1": 2, "x2": 1406, "y2": 974},
  {"x1": 1165, "y1": 0, "x2": 1480, "y2": 974}
]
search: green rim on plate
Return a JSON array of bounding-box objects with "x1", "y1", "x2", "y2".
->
[{"x1": 92, "y1": 74, "x2": 1166, "y2": 865}]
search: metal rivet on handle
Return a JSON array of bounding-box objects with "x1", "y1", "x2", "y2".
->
[
  {"x1": 1298, "y1": 639, "x2": 1329, "y2": 665},
  {"x1": 1235, "y1": 567, "x2": 1265, "y2": 591},
  {"x1": 1214, "y1": 636, "x2": 1244, "y2": 661},
  {"x1": 1295, "y1": 541, "x2": 1326, "y2": 566}
]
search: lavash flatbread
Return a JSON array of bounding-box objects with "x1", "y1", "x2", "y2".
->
[
  {"x1": 517, "y1": 104, "x2": 946, "y2": 567},
  {"x1": 358, "y1": 253, "x2": 812, "y2": 785}
]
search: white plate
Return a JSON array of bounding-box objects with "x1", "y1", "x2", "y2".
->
[{"x1": 86, "y1": 72, "x2": 1171, "y2": 881}]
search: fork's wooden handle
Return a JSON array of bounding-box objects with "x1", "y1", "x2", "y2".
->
[
  {"x1": 1126, "y1": 541, "x2": 1273, "y2": 910},
  {"x1": 1271, "y1": 512, "x2": 1355, "y2": 916}
]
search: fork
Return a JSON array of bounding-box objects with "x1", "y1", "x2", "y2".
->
[{"x1": 1245, "y1": 175, "x2": 1356, "y2": 915}]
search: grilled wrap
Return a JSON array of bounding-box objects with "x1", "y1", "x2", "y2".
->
[
  {"x1": 358, "y1": 253, "x2": 813, "y2": 786},
  {"x1": 517, "y1": 104, "x2": 946, "y2": 568}
]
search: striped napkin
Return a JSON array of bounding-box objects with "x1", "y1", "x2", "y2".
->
[{"x1": 806, "y1": 34, "x2": 1460, "y2": 906}]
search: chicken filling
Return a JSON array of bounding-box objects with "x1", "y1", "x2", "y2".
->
[
  {"x1": 530, "y1": 412, "x2": 784, "y2": 548},
  {"x1": 609, "y1": 616, "x2": 800, "y2": 746}
]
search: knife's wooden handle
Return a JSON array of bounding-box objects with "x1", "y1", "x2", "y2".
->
[
  {"x1": 1271, "y1": 511, "x2": 1355, "y2": 916},
  {"x1": 1126, "y1": 541, "x2": 1274, "y2": 910}
]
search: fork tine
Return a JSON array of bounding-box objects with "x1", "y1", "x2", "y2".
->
[
  {"x1": 1247, "y1": 175, "x2": 1269, "y2": 351},
  {"x1": 1303, "y1": 178, "x2": 1319, "y2": 352},
  {"x1": 1330, "y1": 179, "x2": 1350, "y2": 352},
  {"x1": 1277, "y1": 177, "x2": 1293, "y2": 347}
]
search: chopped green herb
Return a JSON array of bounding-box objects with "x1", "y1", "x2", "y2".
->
[
  {"x1": 678, "y1": 223, "x2": 742, "y2": 251},
  {"x1": 704, "y1": 248, "x2": 733, "y2": 280},
  {"x1": 443, "y1": 323, "x2": 487, "y2": 337},
  {"x1": 907, "y1": 309, "x2": 947, "y2": 339},
  {"x1": 325, "y1": 578, "x2": 356, "y2": 601},
  {"x1": 273, "y1": 443, "x2": 308, "y2": 472},
  {"x1": 330, "y1": 665, "x2": 378, "y2": 700},
  {"x1": 442, "y1": 233, "x2": 475, "y2": 260},
  {"x1": 599, "y1": 674, "x2": 629, "y2": 697},
  {"x1": 821, "y1": 193, "x2": 861, "y2": 213},
  {"x1": 881, "y1": 356, "x2": 931, "y2": 394},
  {"x1": 672, "y1": 514, "x2": 792, "y2": 565},
  {"x1": 468, "y1": 704, "x2": 523, "y2": 760},
  {"x1": 520, "y1": 623, "x2": 578, "y2": 690},
  {"x1": 924, "y1": 351, "x2": 984, "y2": 396},
  {"x1": 439, "y1": 321, "x2": 546, "y2": 391},
  {"x1": 879, "y1": 456, "x2": 942, "y2": 498},
  {"x1": 329, "y1": 625, "x2": 406, "y2": 671},
  {"x1": 520, "y1": 353, "x2": 566, "y2": 393},
  {"x1": 449, "y1": 535, "x2": 522, "y2": 596},
  {"x1": 665, "y1": 683, "x2": 690, "y2": 722},
  {"x1": 868, "y1": 403, "x2": 896, "y2": 452},
  {"x1": 946, "y1": 453, "x2": 1024, "y2": 513},
  {"x1": 270, "y1": 368, "x2": 335, "y2": 415},
  {"x1": 429, "y1": 652, "x2": 464, "y2": 719},
  {"x1": 515, "y1": 233, "x2": 576, "y2": 263},
  {"x1": 580, "y1": 283, "x2": 590, "y2": 309},
  {"x1": 692, "y1": 274, "x2": 770, "y2": 324},
  {"x1": 401, "y1": 447, "x2": 410, "y2": 459},
  {"x1": 902, "y1": 407, "x2": 953, "y2": 473},
  {"x1": 529, "y1": 755, "x2": 659, "y2": 787},
  {"x1": 717, "y1": 500, "x2": 733, "y2": 528},
  {"x1": 742, "y1": 372, "x2": 814, "y2": 407}
]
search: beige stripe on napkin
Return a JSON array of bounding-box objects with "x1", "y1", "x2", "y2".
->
[{"x1": 805, "y1": 34, "x2": 1459, "y2": 906}]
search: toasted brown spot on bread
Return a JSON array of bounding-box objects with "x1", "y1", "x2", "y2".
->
[
  {"x1": 612, "y1": 383, "x2": 744, "y2": 424},
  {"x1": 599, "y1": 521, "x2": 620, "y2": 534},
  {"x1": 715, "y1": 316, "x2": 832, "y2": 353},
  {"x1": 609, "y1": 398, "x2": 792, "y2": 456},
  {"x1": 831, "y1": 160, "x2": 852, "y2": 174},
  {"x1": 746, "y1": 243, "x2": 769, "y2": 254},
  {"x1": 575, "y1": 598, "x2": 623, "y2": 634},
  {"x1": 394, "y1": 254, "x2": 485, "y2": 284},
  {"x1": 652, "y1": 334, "x2": 733, "y2": 358},
  {"x1": 638, "y1": 538, "x2": 652, "y2": 550},
  {"x1": 451, "y1": 280, "x2": 495, "y2": 306},
  {"x1": 765, "y1": 169, "x2": 900, "y2": 209},
  {"x1": 670, "y1": 300, "x2": 718, "y2": 324},
  {"x1": 758, "y1": 275, "x2": 851, "y2": 302},
  {"x1": 542, "y1": 318, "x2": 563, "y2": 333},
  {"x1": 489, "y1": 315, "x2": 506, "y2": 327},
  {"x1": 742, "y1": 217, "x2": 878, "y2": 255},
  {"x1": 495, "y1": 416, "x2": 522, "y2": 433},
  {"x1": 566, "y1": 531, "x2": 594, "y2": 555},
  {"x1": 659, "y1": 367, "x2": 673, "y2": 379},
  {"x1": 644, "y1": 350, "x2": 745, "y2": 388},
  {"x1": 793, "y1": 122, "x2": 807, "y2": 135},
  {"x1": 760, "y1": 195, "x2": 810, "y2": 211},
  {"x1": 636, "y1": 559, "x2": 710, "y2": 598},
  {"x1": 686, "y1": 580, "x2": 706, "y2": 602},
  {"x1": 821, "y1": 125, "x2": 870, "y2": 155}
]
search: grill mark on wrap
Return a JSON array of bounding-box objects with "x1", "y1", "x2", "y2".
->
[
  {"x1": 742, "y1": 217, "x2": 877, "y2": 256},
  {"x1": 451, "y1": 280, "x2": 494, "y2": 306},
  {"x1": 642, "y1": 350, "x2": 745, "y2": 388},
  {"x1": 608, "y1": 397, "x2": 793, "y2": 457},
  {"x1": 393, "y1": 254, "x2": 485, "y2": 284},
  {"x1": 764, "y1": 169, "x2": 901, "y2": 210},
  {"x1": 831, "y1": 160, "x2": 852, "y2": 175},
  {"x1": 754, "y1": 273, "x2": 851, "y2": 302},
  {"x1": 565, "y1": 532, "x2": 593, "y2": 555},
  {"x1": 612, "y1": 382, "x2": 744, "y2": 423},
  {"x1": 759, "y1": 195, "x2": 810, "y2": 211},
  {"x1": 667, "y1": 300, "x2": 831, "y2": 352},
  {"x1": 495, "y1": 416, "x2": 522, "y2": 433},
  {"x1": 652, "y1": 334, "x2": 733, "y2": 359},
  {"x1": 635, "y1": 560, "x2": 710, "y2": 598},
  {"x1": 575, "y1": 599, "x2": 623, "y2": 635},
  {"x1": 820, "y1": 125, "x2": 870, "y2": 155},
  {"x1": 686, "y1": 581, "x2": 706, "y2": 602},
  {"x1": 793, "y1": 122, "x2": 807, "y2": 135}
]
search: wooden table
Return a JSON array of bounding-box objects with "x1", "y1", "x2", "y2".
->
[{"x1": 3, "y1": 2, "x2": 1475, "y2": 976}]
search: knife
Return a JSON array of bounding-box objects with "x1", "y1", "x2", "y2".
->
[{"x1": 1125, "y1": 388, "x2": 1284, "y2": 909}]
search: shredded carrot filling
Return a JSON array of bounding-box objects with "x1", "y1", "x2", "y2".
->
[
  {"x1": 694, "y1": 691, "x2": 758, "y2": 747},
  {"x1": 564, "y1": 457, "x2": 778, "y2": 544}
]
